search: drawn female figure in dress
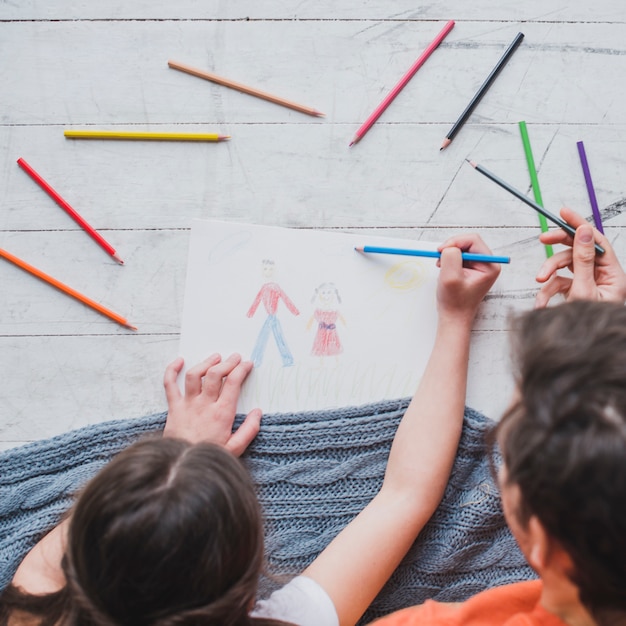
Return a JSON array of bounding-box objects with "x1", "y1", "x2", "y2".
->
[{"x1": 306, "y1": 282, "x2": 345, "y2": 358}]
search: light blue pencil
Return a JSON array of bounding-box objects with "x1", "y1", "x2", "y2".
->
[{"x1": 355, "y1": 245, "x2": 510, "y2": 264}]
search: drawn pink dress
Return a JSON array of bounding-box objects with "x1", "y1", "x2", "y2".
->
[{"x1": 312, "y1": 309, "x2": 342, "y2": 356}]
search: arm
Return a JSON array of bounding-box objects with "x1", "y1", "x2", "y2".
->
[
  {"x1": 277, "y1": 286, "x2": 300, "y2": 316},
  {"x1": 302, "y1": 234, "x2": 501, "y2": 626},
  {"x1": 11, "y1": 353, "x2": 261, "y2": 594},
  {"x1": 247, "y1": 287, "x2": 264, "y2": 317},
  {"x1": 535, "y1": 207, "x2": 626, "y2": 306}
]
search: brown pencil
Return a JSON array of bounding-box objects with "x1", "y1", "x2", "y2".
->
[
  {"x1": 0, "y1": 247, "x2": 137, "y2": 329},
  {"x1": 168, "y1": 60, "x2": 324, "y2": 118}
]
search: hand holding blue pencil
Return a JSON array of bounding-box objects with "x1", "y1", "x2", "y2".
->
[{"x1": 355, "y1": 245, "x2": 510, "y2": 264}]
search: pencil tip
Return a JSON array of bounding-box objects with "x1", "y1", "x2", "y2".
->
[
  {"x1": 440, "y1": 138, "x2": 451, "y2": 150},
  {"x1": 314, "y1": 111, "x2": 326, "y2": 118},
  {"x1": 219, "y1": 135, "x2": 231, "y2": 141},
  {"x1": 127, "y1": 323, "x2": 138, "y2": 331},
  {"x1": 354, "y1": 246, "x2": 364, "y2": 253},
  {"x1": 113, "y1": 253, "x2": 125, "y2": 265},
  {"x1": 349, "y1": 135, "x2": 360, "y2": 147}
]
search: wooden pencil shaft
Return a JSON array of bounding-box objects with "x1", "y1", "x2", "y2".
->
[
  {"x1": 577, "y1": 140, "x2": 605, "y2": 233},
  {"x1": 471, "y1": 162, "x2": 605, "y2": 255},
  {"x1": 16, "y1": 158, "x2": 120, "y2": 260},
  {"x1": 445, "y1": 32, "x2": 524, "y2": 143},
  {"x1": 167, "y1": 60, "x2": 323, "y2": 117},
  {"x1": 518, "y1": 121, "x2": 553, "y2": 258},
  {"x1": 64, "y1": 130, "x2": 228, "y2": 141},
  {"x1": 351, "y1": 20, "x2": 455, "y2": 144},
  {"x1": 0, "y1": 248, "x2": 135, "y2": 328},
  {"x1": 360, "y1": 245, "x2": 510, "y2": 263}
]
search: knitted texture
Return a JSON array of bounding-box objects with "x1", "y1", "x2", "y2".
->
[{"x1": 0, "y1": 400, "x2": 535, "y2": 623}]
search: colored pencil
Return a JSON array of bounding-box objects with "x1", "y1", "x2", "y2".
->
[
  {"x1": 64, "y1": 130, "x2": 230, "y2": 142},
  {"x1": 167, "y1": 60, "x2": 324, "y2": 117},
  {"x1": 355, "y1": 245, "x2": 510, "y2": 264},
  {"x1": 17, "y1": 158, "x2": 124, "y2": 265},
  {"x1": 0, "y1": 247, "x2": 136, "y2": 329},
  {"x1": 518, "y1": 121, "x2": 553, "y2": 258},
  {"x1": 466, "y1": 159, "x2": 605, "y2": 255},
  {"x1": 577, "y1": 140, "x2": 604, "y2": 233},
  {"x1": 349, "y1": 20, "x2": 455, "y2": 147},
  {"x1": 440, "y1": 32, "x2": 524, "y2": 150}
]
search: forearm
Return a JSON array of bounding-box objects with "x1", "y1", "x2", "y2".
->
[
  {"x1": 304, "y1": 314, "x2": 474, "y2": 626},
  {"x1": 381, "y1": 312, "x2": 472, "y2": 507}
]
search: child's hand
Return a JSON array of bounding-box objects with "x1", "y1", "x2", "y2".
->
[
  {"x1": 436, "y1": 233, "x2": 501, "y2": 324},
  {"x1": 162, "y1": 353, "x2": 262, "y2": 456},
  {"x1": 535, "y1": 207, "x2": 626, "y2": 306}
]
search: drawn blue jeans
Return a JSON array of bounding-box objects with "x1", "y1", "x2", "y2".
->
[{"x1": 251, "y1": 314, "x2": 294, "y2": 367}]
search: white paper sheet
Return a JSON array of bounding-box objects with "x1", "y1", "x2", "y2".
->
[{"x1": 179, "y1": 220, "x2": 440, "y2": 412}]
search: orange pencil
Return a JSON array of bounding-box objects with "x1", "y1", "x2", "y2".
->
[
  {"x1": 168, "y1": 60, "x2": 324, "y2": 117},
  {"x1": 0, "y1": 247, "x2": 137, "y2": 330}
]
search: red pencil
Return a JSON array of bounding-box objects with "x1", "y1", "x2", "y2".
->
[
  {"x1": 17, "y1": 158, "x2": 124, "y2": 265},
  {"x1": 349, "y1": 20, "x2": 455, "y2": 146}
]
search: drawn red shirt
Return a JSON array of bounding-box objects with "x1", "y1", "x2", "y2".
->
[{"x1": 247, "y1": 282, "x2": 300, "y2": 317}]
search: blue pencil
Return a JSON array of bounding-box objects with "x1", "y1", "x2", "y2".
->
[{"x1": 355, "y1": 245, "x2": 510, "y2": 264}]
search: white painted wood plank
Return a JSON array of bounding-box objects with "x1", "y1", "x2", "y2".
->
[
  {"x1": 0, "y1": 226, "x2": 563, "y2": 336},
  {"x1": 0, "y1": 330, "x2": 513, "y2": 447},
  {"x1": 1, "y1": 1, "x2": 625, "y2": 23},
  {"x1": 1, "y1": 124, "x2": 624, "y2": 231},
  {"x1": 1, "y1": 21, "x2": 626, "y2": 126},
  {"x1": 1, "y1": 223, "x2": 620, "y2": 445}
]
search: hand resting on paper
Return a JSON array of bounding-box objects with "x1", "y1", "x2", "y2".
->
[
  {"x1": 535, "y1": 207, "x2": 626, "y2": 306},
  {"x1": 162, "y1": 352, "x2": 262, "y2": 456}
]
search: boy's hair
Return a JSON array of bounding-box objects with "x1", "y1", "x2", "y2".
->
[{"x1": 497, "y1": 301, "x2": 626, "y2": 620}]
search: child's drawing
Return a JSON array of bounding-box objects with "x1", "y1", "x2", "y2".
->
[
  {"x1": 306, "y1": 283, "x2": 345, "y2": 357},
  {"x1": 247, "y1": 259, "x2": 300, "y2": 367}
]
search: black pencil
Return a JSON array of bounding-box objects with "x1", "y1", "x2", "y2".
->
[
  {"x1": 441, "y1": 33, "x2": 524, "y2": 150},
  {"x1": 466, "y1": 159, "x2": 605, "y2": 255}
]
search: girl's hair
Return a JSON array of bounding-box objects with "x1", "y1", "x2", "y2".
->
[
  {"x1": 1, "y1": 438, "x2": 291, "y2": 626},
  {"x1": 494, "y1": 301, "x2": 626, "y2": 623},
  {"x1": 311, "y1": 283, "x2": 341, "y2": 305}
]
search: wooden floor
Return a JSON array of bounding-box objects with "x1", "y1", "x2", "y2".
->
[{"x1": 1, "y1": 2, "x2": 625, "y2": 448}]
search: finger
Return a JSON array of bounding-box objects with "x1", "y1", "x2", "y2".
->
[
  {"x1": 538, "y1": 228, "x2": 573, "y2": 247},
  {"x1": 569, "y1": 223, "x2": 599, "y2": 300},
  {"x1": 225, "y1": 409, "x2": 262, "y2": 457},
  {"x1": 202, "y1": 353, "x2": 242, "y2": 400},
  {"x1": 438, "y1": 246, "x2": 464, "y2": 288},
  {"x1": 184, "y1": 353, "x2": 222, "y2": 397},
  {"x1": 163, "y1": 357, "x2": 184, "y2": 405},
  {"x1": 438, "y1": 232, "x2": 493, "y2": 256},
  {"x1": 535, "y1": 248, "x2": 574, "y2": 283},
  {"x1": 559, "y1": 207, "x2": 590, "y2": 229},
  {"x1": 217, "y1": 360, "x2": 254, "y2": 407},
  {"x1": 535, "y1": 276, "x2": 572, "y2": 308}
]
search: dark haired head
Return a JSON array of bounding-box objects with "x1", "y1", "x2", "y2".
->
[
  {"x1": 64, "y1": 438, "x2": 264, "y2": 625},
  {"x1": 496, "y1": 301, "x2": 626, "y2": 620}
]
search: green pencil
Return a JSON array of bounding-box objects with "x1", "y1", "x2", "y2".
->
[{"x1": 519, "y1": 121, "x2": 553, "y2": 258}]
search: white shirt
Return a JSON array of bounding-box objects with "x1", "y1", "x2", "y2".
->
[{"x1": 252, "y1": 575, "x2": 339, "y2": 626}]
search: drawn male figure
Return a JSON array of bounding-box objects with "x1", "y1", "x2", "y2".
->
[{"x1": 246, "y1": 259, "x2": 300, "y2": 367}]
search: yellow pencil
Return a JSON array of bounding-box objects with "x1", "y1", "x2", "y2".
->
[
  {"x1": 0, "y1": 247, "x2": 137, "y2": 330},
  {"x1": 64, "y1": 130, "x2": 230, "y2": 142}
]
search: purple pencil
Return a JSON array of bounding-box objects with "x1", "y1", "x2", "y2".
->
[{"x1": 576, "y1": 141, "x2": 604, "y2": 234}]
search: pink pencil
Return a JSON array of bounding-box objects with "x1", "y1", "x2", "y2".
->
[
  {"x1": 349, "y1": 20, "x2": 455, "y2": 146},
  {"x1": 17, "y1": 158, "x2": 124, "y2": 265}
]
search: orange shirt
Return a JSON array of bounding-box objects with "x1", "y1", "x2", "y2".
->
[{"x1": 371, "y1": 581, "x2": 567, "y2": 626}]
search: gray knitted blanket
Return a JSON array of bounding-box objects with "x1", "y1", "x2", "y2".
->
[{"x1": 0, "y1": 400, "x2": 535, "y2": 623}]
